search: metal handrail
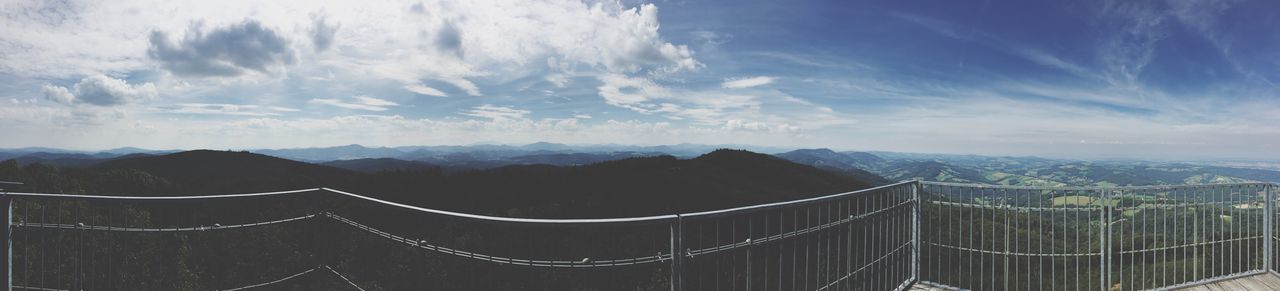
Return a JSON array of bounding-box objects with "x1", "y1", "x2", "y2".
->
[
  {"x1": 680, "y1": 180, "x2": 917, "y2": 218},
  {"x1": 0, "y1": 181, "x2": 916, "y2": 224},
  {"x1": 1, "y1": 188, "x2": 320, "y2": 201},
  {"x1": 2, "y1": 180, "x2": 1268, "y2": 223}
]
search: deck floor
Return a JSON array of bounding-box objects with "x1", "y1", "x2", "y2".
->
[
  {"x1": 1176, "y1": 273, "x2": 1280, "y2": 290},
  {"x1": 908, "y1": 281, "x2": 951, "y2": 291},
  {"x1": 909, "y1": 273, "x2": 1280, "y2": 290}
]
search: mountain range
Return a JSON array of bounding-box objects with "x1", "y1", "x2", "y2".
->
[
  {"x1": 4, "y1": 143, "x2": 1280, "y2": 193},
  {"x1": 775, "y1": 149, "x2": 1280, "y2": 186}
]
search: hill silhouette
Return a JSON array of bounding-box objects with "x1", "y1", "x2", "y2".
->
[
  {"x1": 363, "y1": 149, "x2": 877, "y2": 218},
  {"x1": 5, "y1": 149, "x2": 881, "y2": 218},
  {"x1": 95, "y1": 150, "x2": 358, "y2": 194}
]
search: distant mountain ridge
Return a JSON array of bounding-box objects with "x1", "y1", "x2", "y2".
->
[
  {"x1": 7, "y1": 144, "x2": 1280, "y2": 188},
  {"x1": 775, "y1": 150, "x2": 1280, "y2": 186},
  {"x1": 245, "y1": 142, "x2": 793, "y2": 162},
  {"x1": 321, "y1": 158, "x2": 438, "y2": 173}
]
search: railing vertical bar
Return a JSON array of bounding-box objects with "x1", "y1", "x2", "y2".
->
[
  {"x1": 1101, "y1": 188, "x2": 1108, "y2": 291},
  {"x1": 806, "y1": 205, "x2": 813, "y2": 291},
  {"x1": 989, "y1": 187, "x2": 996, "y2": 290},
  {"x1": 2, "y1": 193, "x2": 11, "y2": 291},
  {"x1": 732, "y1": 214, "x2": 738, "y2": 291},
  {"x1": 839, "y1": 196, "x2": 849, "y2": 289},
  {"x1": 670, "y1": 215, "x2": 682, "y2": 291},
  {"x1": 778, "y1": 208, "x2": 785, "y2": 291},
  {"x1": 912, "y1": 181, "x2": 920, "y2": 286},
  {"x1": 967, "y1": 186, "x2": 975, "y2": 290},
  {"x1": 1024, "y1": 188, "x2": 1031, "y2": 291},
  {"x1": 1218, "y1": 185, "x2": 1225, "y2": 278},
  {"x1": 1176, "y1": 187, "x2": 1182, "y2": 286},
  {"x1": 1143, "y1": 188, "x2": 1149, "y2": 289},
  {"x1": 1002, "y1": 187, "x2": 1009, "y2": 291},
  {"x1": 1165, "y1": 186, "x2": 1170, "y2": 287},
  {"x1": 1224, "y1": 185, "x2": 1231, "y2": 277},
  {"x1": 1268, "y1": 184, "x2": 1275, "y2": 273},
  {"x1": 1076, "y1": 189, "x2": 1082, "y2": 291},
  {"x1": 1052, "y1": 188, "x2": 1058, "y2": 291},
  {"x1": 1037, "y1": 188, "x2": 1045, "y2": 291}
]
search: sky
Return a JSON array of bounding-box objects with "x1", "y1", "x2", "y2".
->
[{"x1": 1, "y1": 0, "x2": 1278, "y2": 160}]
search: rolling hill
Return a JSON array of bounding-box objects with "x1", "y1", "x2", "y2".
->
[
  {"x1": 321, "y1": 158, "x2": 439, "y2": 173},
  {"x1": 95, "y1": 150, "x2": 359, "y2": 193},
  {"x1": 4, "y1": 149, "x2": 881, "y2": 218},
  {"x1": 779, "y1": 149, "x2": 1280, "y2": 187}
]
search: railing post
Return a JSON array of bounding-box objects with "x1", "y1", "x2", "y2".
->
[
  {"x1": 1, "y1": 193, "x2": 11, "y2": 291},
  {"x1": 0, "y1": 182, "x2": 14, "y2": 291},
  {"x1": 1101, "y1": 188, "x2": 1110, "y2": 291},
  {"x1": 670, "y1": 215, "x2": 683, "y2": 291},
  {"x1": 911, "y1": 180, "x2": 921, "y2": 283},
  {"x1": 1266, "y1": 184, "x2": 1274, "y2": 273}
]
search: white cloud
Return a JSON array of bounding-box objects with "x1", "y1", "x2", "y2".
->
[
  {"x1": 160, "y1": 103, "x2": 283, "y2": 116},
  {"x1": 43, "y1": 75, "x2": 158, "y2": 106},
  {"x1": 722, "y1": 76, "x2": 776, "y2": 89},
  {"x1": 404, "y1": 84, "x2": 448, "y2": 97},
  {"x1": 309, "y1": 95, "x2": 398, "y2": 111},
  {"x1": 596, "y1": 73, "x2": 670, "y2": 111},
  {"x1": 354, "y1": 95, "x2": 397, "y2": 107},
  {"x1": 573, "y1": 114, "x2": 592, "y2": 119},
  {"x1": 596, "y1": 74, "x2": 839, "y2": 128},
  {"x1": 545, "y1": 74, "x2": 571, "y2": 88},
  {"x1": 462, "y1": 104, "x2": 530, "y2": 120},
  {"x1": 722, "y1": 119, "x2": 799, "y2": 133},
  {"x1": 267, "y1": 106, "x2": 301, "y2": 112}
]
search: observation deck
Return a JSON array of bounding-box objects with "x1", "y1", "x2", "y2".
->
[{"x1": 0, "y1": 180, "x2": 1276, "y2": 290}]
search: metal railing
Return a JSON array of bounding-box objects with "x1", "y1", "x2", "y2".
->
[
  {"x1": 919, "y1": 181, "x2": 1276, "y2": 291},
  {"x1": 0, "y1": 181, "x2": 920, "y2": 290},
  {"x1": 0, "y1": 180, "x2": 1274, "y2": 290}
]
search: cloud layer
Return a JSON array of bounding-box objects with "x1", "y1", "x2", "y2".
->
[{"x1": 0, "y1": 0, "x2": 1277, "y2": 160}]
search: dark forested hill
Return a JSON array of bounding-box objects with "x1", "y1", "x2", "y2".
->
[
  {"x1": 356, "y1": 149, "x2": 876, "y2": 218},
  {"x1": 94, "y1": 150, "x2": 359, "y2": 194},
  {"x1": 321, "y1": 158, "x2": 439, "y2": 173},
  {"x1": 2, "y1": 149, "x2": 879, "y2": 218}
]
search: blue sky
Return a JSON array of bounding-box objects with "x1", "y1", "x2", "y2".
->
[{"x1": 1, "y1": 0, "x2": 1278, "y2": 159}]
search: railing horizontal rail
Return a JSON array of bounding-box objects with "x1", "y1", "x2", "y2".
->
[
  {"x1": 921, "y1": 180, "x2": 1273, "y2": 191},
  {"x1": 14, "y1": 214, "x2": 315, "y2": 232},
  {"x1": 1, "y1": 188, "x2": 320, "y2": 201},
  {"x1": 686, "y1": 198, "x2": 915, "y2": 257},
  {"x1": 322, "y1": 187, "x2": 679, "y2": 224},
  {"x1": 815, "y1": 241, "x2": 913, "y2": 291},
  {"x1": 325, "y1": 212, "x2": 672, "y2": 267},
  {"x1": 679, "y1": 180, "x2": 917, "y2": 218},
  {"x1": 1116, "y1": 235, "x2": 1263, "y2": 254},
  {"x1": 929, "y1": 200, "x2": 1101, "y2": 211},
  {"x1": 219, "y1": 267, "x2": 315, "y2": 291},
  {"x1": 926, "y1": 242, "x2": 1102, "y2": 257}
]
